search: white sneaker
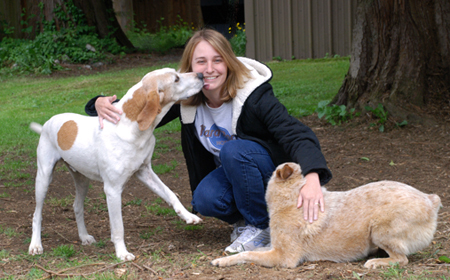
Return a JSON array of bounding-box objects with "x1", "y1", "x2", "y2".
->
[
  {"x1": 230, "y1": 220, "x2": 246, "y2": 242},
  {"x1": 225, "y1": 225, "x2": 270, "y2": 253}
]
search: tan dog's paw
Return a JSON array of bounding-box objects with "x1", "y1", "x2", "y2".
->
[
  {"x1": 364, "y1": 258, "x2": 404, "y2": 269},
  {"x1": 211, "y1": 257, "x2": 229, "y2": 267}
]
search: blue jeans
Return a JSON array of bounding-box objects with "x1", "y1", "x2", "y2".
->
[{"x1": 192, "y1": 140, "x2": 276, "y2": 229}]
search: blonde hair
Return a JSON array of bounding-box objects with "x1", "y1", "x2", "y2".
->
[{"x1": 179, "y1": 28, "x2": 251, "y2": 105}]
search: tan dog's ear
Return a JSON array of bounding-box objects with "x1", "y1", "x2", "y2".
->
[
  {"x1": 137, "y1": 90, "x2": 161, "y2": 131},
  {"x1": 277, "y1": 164, "x2": 294, "y2": 180}
]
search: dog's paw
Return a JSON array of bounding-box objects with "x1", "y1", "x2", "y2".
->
[
  {"x1": 183, "y1": 213, "x2": 203, "y2": 224},
  {"x1": 80, "y1": 235, "x2": 96, "y2": 245},
  {"x1": 364, "y1": 258, "x2": 389, "y2": 269},
  {"x1": 210, "y1": 258, "x2": 222, "y2": 267},
  {"x1": 117, "y1": 252, "x2": 136, "y2": 261},
  {"x1": 211, "y1": 257, "x2": 234, "y2": 267},
  {"x1": 29, "y1": 244, "x2": 44, "y2": 255}
]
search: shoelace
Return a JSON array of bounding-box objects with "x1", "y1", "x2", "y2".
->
[{"x1": 235, "y1": 226, "x2": 258, "y2": 243}]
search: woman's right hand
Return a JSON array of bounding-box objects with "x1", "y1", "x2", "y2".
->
[{"x1": 95, "y1": 95, "x2": 123, "y2": 129}]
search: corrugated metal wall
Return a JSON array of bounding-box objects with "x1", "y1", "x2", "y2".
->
[{"x1": 244, "y1": 0, "x2": 356, "y2": 61}]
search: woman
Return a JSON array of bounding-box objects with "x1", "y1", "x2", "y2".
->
[{"x1": 85, "y1": 28, "x2": 332, "y2": 253}]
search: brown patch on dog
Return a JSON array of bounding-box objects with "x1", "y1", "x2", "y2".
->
[
  {"x1": 123, "y1": 87, "x2": 161, "y2": 131},
  {"x1": 123, "y1": 87, "x2": 146, "y2": 121},
  {"x1": 57, "y1": 120, "x2": 78, "y2": 150}
]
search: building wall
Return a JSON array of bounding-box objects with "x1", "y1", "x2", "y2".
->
[{"x1": 244, "y1": 0, "x2": 356, "y2": 61}]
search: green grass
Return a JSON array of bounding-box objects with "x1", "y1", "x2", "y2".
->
[
  {"x1": 269, "y1": 57, "x2": 349, "y2": 117},
  {"x1": 0, "y1": 58, "x2": 348, "y2": 187}
]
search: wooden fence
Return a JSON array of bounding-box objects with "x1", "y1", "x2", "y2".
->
[{"x1": 244, "y1": 0, "x2": 356, "y2": 61}]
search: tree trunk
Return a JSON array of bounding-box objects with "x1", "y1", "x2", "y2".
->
[
  {"x1": 332, "y1": 0, "x2": 450, "y2": 123},
  {"x1": 72, "y1": 0, "x2": 134, "y2": 49}
]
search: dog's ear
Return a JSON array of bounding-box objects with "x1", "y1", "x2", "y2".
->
[
  {"x1": 137, "y1": 90, "x2": 161, "y2": 131},
  {"x1": 277, "y1": 164, "x2": 294, "y2": 180}
]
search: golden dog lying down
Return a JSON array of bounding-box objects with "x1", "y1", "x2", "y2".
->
[{"x1": 212, "y1": 162, "x2": 441, "y2": 269}]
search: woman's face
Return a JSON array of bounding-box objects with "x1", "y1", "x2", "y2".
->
[{"x1": 191, "y1": 40, "x2": 228, "y2": 99}]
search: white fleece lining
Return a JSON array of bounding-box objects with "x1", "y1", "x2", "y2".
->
[{"x1": 180, "y1": 57, "x2": 272, "y2": 134}]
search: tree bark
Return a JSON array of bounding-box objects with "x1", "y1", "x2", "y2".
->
[{"x1": 332, "y1": 0, "x2": 450, "y2": 123}]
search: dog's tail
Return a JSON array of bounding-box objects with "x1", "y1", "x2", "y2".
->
[
  {"x1": 29, "y1": 122, "x2": 43, "y2": 135},
  {"x1": 429, "y1": 194, "x2": 442, "y2": 209}
]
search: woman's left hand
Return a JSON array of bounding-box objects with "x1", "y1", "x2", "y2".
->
[{"x1": 296, "y1": 172, "x2": 324, "y2": 223}]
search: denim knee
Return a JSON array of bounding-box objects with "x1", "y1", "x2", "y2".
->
[
  {"x1": 192, "y1": 190, "x2": 218, "y2": 217},
  {"x1": 220, "y1": 140, "x2": 248, "y2": 165}
]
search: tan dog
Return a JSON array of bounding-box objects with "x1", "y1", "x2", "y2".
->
[
  {"x1": 212, "y1": 162, "x2": 441, "y2": 269},
  {"x1": 29, "y1": 68, "x2": 204, "y2": 261}
]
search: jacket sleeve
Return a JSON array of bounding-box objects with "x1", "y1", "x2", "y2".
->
[
  {"x1": 241, "y1": 83, "x2": 332, "y2": 185},
  {"x1": 85, "y1": 95, "x2": 104, "y2": 116},
  {"x1": 156, "y1": 104, "x2": 181, "y2": 128}
]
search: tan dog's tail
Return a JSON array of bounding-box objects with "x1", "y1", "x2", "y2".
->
[
  {"x1": 30, "y1": 122, "x2": 43, "y2": 135},
  {"x1": 428, "y1": 194, "x2": 442, "y2": 209}
]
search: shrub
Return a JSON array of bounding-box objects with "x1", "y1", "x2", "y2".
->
[
  {"x1": 365, "y1": 103, "x2": 408, "y2": 132},
  {"x1": 0, "y1": 0, "x2": 125, "y2": 75},
  {"x1": 316, "y1": 100, "x2": 358, "y2": 125},
  {"x1": 229, "y1": 22, "x2": 246, "y2": 56},
  {"x1": 127, "y1": 15, "x2": 194, "y2": 53}
]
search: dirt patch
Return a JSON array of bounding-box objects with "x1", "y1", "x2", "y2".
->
[{"x1": 1, "y1": 56, "x2": 450, "y2": 279}]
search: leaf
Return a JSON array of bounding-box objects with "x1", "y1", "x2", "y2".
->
[
  {"x1": 360, "y1": 157, "x2": 370, "y2": 161},
  {"x1": 438, "y1": 255, "x2": 450, "y2": 263},
  {"x1": 389, "y1": 160, "x2": 396, "y2": 166}
]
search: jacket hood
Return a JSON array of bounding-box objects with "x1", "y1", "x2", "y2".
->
[{"x1": 180, "y1": 57, "x2": 273, "y2": 133}]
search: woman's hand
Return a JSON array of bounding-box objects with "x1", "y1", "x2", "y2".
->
[
  {"x1": 95, "y1": 95, "x2": 122, "y2": 129},
  {"x1": 297, "y1": 172, "x2": 324, "y2": 223}
]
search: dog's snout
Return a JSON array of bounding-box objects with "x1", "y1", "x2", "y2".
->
[{"x1": 197, "y1": 73, "x2": 204, "y2": 80}]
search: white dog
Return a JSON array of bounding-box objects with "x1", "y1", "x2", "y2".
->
[
  {"x1": 212, "y1": 162, "x2": 441, "y2": 269},
  {"x1": 29, "y1": 68, "x2": 204, "y2": 261}
]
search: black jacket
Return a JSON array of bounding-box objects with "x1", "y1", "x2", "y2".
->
[{"x1": 159, "y1": 83, "x2": 332, "y2": 194}]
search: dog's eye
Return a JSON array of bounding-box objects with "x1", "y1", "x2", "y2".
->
[{"x1": 174, "y1": 75, "x2": 180, "y2": 83}]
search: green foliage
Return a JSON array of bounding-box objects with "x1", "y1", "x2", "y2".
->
[
  {"x1": 316, "y1": 100, "x2": 358, "y2": 125},
  {"x1": 0, "y1": 0, "x2": 125, "y2": 75},
  {"x1": 139, "y1": 226, "x2": 163, "y2": 240},
  {"x1": 0, "y1": 226, "x2": 20, "y2": 238},
  {"x1": 125, "y1": 198, "x2": 143, "y2": 206},
  {"x1": 0, "y1": 249, "x2": 10, "y2": 259},
  {"x1": 365, "y1": 103, "x2": 407, "y2": 132},
  {"x1": 145, "y1": 198, "x2": 177, "y2": 217},
  {"x1": 229, "y1": 23, "x2": 246, "y2": 56},
  {"x1": 365, "y1": 103, "x2": 388, "y2": 132},
  {"x1": 52, "y1": 244, "x2": 77, "y2": 259},
  {"x1": 94, "y1": 239, "x2": 107, "y2": 248},
  {"x1": 127, "y1": 15, "x2": 194, "y2": 53},
  {"x1": 380, "y1": 263, "x2": 405, "y2": 279},
  {"x1": 153, "y1": 159, "x2": 178, "y2": 174}
]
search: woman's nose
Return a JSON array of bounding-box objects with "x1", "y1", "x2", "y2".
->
[{"x1": 206, "y1": 62, "x2": 213, "y2": 73}]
